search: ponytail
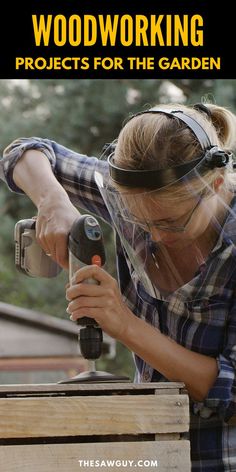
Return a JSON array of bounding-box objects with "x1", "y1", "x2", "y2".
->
[{"x1": 203, "y1": 104, "x2": 236, "y2": 150}]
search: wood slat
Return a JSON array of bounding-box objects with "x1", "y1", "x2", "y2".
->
[
  {"x1": 0, "y1": 381, "x2": 185, "y2": 396},
  {"x1": 0, "y1": 394, "x2": 189, "y2": 438},
  {"x1": 0, "y1": 379, "x2": 184, "y2": 394},
  {"x1": 0, "y1": 441, "x2": 191, "y2": 471}
]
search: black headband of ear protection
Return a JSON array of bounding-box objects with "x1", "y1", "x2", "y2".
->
[{"x1": 106, "y1": 107, "x2": 232, "y2": 189}]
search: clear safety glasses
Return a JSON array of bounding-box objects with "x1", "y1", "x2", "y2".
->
[{"x1": 118, "y1": 196, "x2": 203, "y2": 233}]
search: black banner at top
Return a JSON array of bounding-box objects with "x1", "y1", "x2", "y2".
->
[{"x1": 1, "y1": 0, "x2": 234, "y2": 79}]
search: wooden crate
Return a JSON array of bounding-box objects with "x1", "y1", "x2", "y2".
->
[{"x1": 0, "y1": 382, "x2": 191, "y2": 471}]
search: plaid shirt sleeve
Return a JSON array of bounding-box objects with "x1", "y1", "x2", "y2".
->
[
  {"x1": 1, "y1": 137, "x2": 111, "y2": 224},
  {"x1": 196, "y1": 300, "x2": 236, "y2": 422}
]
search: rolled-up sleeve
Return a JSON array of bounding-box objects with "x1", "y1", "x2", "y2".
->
[
  {"x1": 204, "y1": 354, "x2": 236, "y2": 421},
  {"x1": 0, "y1": 137, "x2": 111, "y2": 224},
  {"x1": 1, "y1": 137, "x2": 57, "y2": 193},
  {"x1": 195, "y1": 305, "x2": 236, "y2": 422}
]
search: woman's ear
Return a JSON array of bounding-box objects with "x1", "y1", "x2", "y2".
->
[{"x1": 213, "y1": 175, "x2": 224, "y2": 192}]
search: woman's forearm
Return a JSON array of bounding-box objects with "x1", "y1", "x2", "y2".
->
[
  {"x1": 12, "y1": 149, "x2": 80, "y2": 268},
  {"x1": 121, "y1": 315, "x2": 218, "y2": 401},
  {"x1": 13, "y1": 149, "x2": 69, "y2": 208}
]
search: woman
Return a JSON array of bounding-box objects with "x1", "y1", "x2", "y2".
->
[{"x1": 1, "y1": 102, "x2": 236, "y2": 471}]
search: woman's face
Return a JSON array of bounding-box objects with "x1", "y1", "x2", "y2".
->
[{"x1": 125, "y1": 191, "x2": 217, "y2": 248}]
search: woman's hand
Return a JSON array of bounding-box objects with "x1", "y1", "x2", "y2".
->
[
  {"x1": 66, "y1": 265, "x2": 136, "y2": 340},
  {"x1": 36, "y1": 193, "x2": 80, "y2": 270},
  {"x1": 12, "y1": 148, "x2": 81, "y2": 270}
]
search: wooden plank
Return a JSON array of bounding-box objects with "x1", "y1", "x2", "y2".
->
[
  {"x1": 0, "y1": 394, "x2": 189, "y2": 438},
  {"x1": 155, "y1": 388, "x2": 180, "y2": 395},
  {"x1": 0, "y1": 441, "x2": 191, "y2": 471},
  {"x1": 155, "y1": 433, "x2": 180, "y2": 440},
  {"x1": 0, "y1": 382, "x2": 185, "y2": 396}
]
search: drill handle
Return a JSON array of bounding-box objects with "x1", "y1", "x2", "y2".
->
[
  {"x1": 75, "y1": 278, "x2": 99, "y2": 327},
  {"x1": 69, "y1": 252, "x2": 100, "y2": 327}
]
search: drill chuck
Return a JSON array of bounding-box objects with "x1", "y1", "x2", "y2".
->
[{"x1": 79, "y1": 326, "x2": 103, "y2": 359}]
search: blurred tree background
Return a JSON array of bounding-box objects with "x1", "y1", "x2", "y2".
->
[{"x1": 0, "y1": 78, "x2": 236, "y2": 379}]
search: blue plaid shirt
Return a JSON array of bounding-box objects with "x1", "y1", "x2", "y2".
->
[{"x1": 1, "y1": 137, "x2": 236, "y2": 471}]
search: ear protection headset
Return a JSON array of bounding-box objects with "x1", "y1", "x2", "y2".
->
[{"x1": 103, "y1": 106, "x2": 233, "y2": 189}]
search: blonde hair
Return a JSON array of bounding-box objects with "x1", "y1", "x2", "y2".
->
[{"x1": 114, "y1": 103, "x2": 236, "y2": 201}]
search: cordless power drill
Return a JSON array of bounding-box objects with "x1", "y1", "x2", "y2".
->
[
  {"x1": 14, "y1": 215, "x2": 106, "y2": 361},
  {"x1": 14, "y1": 214, "x2": 130, "y2": 383}
]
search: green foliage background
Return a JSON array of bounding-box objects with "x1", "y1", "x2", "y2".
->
[{"x1": 0, "y1": 78, "x2": 235, "y2": 378}]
